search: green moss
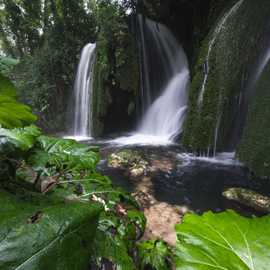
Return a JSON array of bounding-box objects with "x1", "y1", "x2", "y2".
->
[
  {"x1": 183, "y1": 0, "x2": 270, "y2": 153},
  {"x1": 238, "y1": 63, "x2": 270, "y2": 178}
]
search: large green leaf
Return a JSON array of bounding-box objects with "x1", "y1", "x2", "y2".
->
[
  {"x1": 174, "y1": 210, "x2": 270, "y2": 270},
  {"x1": 34, "y1": 136, "x2": 100, "y2": 173},
  {"x1": 0, "y1": 189, "x2": 102, "y2": 270},
  {"x1": 0, "y1": 125, "x2": 41, "y2": 151},
  {"x1": 0, "y1": 74, "x2": 37, "y2": 128}
]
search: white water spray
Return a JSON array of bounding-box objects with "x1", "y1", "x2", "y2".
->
[
  {"x1": 178, "y1": 152, "x2": 242, "y2": 167},
  {"x1": 71, "y1": 43, "x2": 96, "y2": 141},
  {"x1": 138, "y1": 71, "x2": 189, "y2": 140}
]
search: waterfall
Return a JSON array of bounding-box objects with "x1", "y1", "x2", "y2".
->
[
  {"x1": 197, "y1": 0, "x2": 244, "y2": 107},
  {"x1": 72, "y1": 43, "x2": 96, "y2": 140},
  {"x1": 113, "y1": 16, "x2": 190, "y2": 145}
]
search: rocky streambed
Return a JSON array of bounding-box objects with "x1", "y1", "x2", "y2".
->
[{"x1": 92, "y1": 142, "x2": 270, "y2": 246}]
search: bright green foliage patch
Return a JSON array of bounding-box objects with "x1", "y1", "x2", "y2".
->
[
  {"x1": 0, "y1": 125, "x2": 41, "y2": 151},
  {"x1": 137, "y1": 240, "x2": 171, "y2": 270},
  {"x1": 0, "y1": 74, "x2": 37, "y2": 128},
  {"x1": 32, "y1": 136, "x2": 100, "y2": 174},
  {"x1": 174, "y1": 210, "x2": 270, "y2": 270}
]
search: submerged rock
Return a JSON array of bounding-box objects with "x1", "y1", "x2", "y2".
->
[
  {"x1": 108, "y1": 149, "x2": 148, "y2": 178},
  {"x1": 223, "y1": 187, "x2": 270, "y2": 213}
]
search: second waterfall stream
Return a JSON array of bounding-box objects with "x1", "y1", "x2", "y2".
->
[{"x1": 113, "y1": 16, "x2": 190, "y2": 145}]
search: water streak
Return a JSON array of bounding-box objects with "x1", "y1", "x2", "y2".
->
[
  {"x1": 252, "y1": 47, "x2": 270, "y2": 90},
  {"x1": 213, "y1": 93, "x2": 223, "y2": 156}
]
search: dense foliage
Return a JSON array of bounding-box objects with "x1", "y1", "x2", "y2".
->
[
  {"x1": 0, "y1": 74, "x2": 36, "y2": 128},
  {"x1": 137, "y1": 240, "x2": 171, "y2": 270},
  {"x1": 0, "y1": 0, "x2": 98, "y2": 132},
  {"x1": 0, "y1": 0, "x2": 139, "y2": 134},
  {"x1": 0, "y1": 124, "x2": 146, "y2": 269}
]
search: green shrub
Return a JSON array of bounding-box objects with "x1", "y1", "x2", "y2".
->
[{"x1": 0, "y1": 74, "x2": 36, "y2": 128}]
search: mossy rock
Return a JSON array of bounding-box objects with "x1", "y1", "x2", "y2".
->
[
  {"x1": 183, "y1": 0, "x2": 270, "y2": 153},
  {"x1": 237, "y1": 62, "x2": 270, "y2": 178},
  {"x1": 108, "y1": 149, "x2": 148, "y2": 177},
  {"x1": 223, "y1": 187, "x2": 270, "y2": 212}
]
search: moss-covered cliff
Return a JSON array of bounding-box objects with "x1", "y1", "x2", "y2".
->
[
  {"x1": 182, "y1": 0, "x2": 270, "y2": 154},
  {"x1": 92, "y1": 3, "x2": 139, "y2": 137},
  {"x1": 238, "y1": 61, "x2": 270, "y2": 178}
]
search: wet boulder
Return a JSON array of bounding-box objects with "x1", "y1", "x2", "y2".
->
[{"x1": 223, "y1": 187, "x2": 270, "y2": 213}]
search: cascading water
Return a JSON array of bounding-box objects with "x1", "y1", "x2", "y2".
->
[
  {"x1": 113, "y1": 16, "x2": 190, "y2": 145},
  {"x1": 138, "y1": 71, "x2": 189, "y2": 139},
  {"x1": 71, "y1": 43, "x2": 96, "y2": 140}
]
